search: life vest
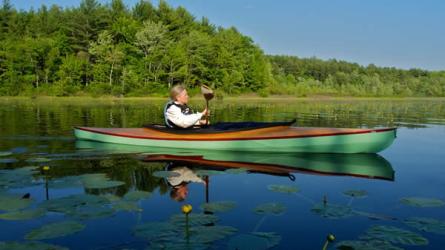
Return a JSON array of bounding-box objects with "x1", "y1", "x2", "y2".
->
[{"x1": 164, "y1": 101, "x2": 194, "y2": 128}]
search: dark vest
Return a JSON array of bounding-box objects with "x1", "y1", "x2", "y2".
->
[{"x1": 164, "y1": 101, "x2": 194, "y2": 128}]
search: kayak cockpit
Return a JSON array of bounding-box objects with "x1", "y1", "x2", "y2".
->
[{"x1": 143, "y1": 119, "x2": 296, "y2": 134}]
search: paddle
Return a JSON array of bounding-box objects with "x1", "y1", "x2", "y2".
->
[{"x1": 200, "y1": 84, "x2": 214, "y2": 125}]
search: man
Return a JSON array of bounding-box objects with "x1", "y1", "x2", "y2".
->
[{"x1": 164, "y1": 85, "x2": 209, "y2": 128}]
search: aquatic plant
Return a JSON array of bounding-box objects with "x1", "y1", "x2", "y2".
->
[
  {"x1": 123, "y1": 190, "x2": 152, "y2": 201},
  {"x1": 200, "y1": 201, "x2": 236, "y2": 213},
  {"x1": 80, "y1": 173, "x2": 125, "y2": 189},
  {"x1": 0, "y1": 241, "x2": 68, "y2": 250},
  {"x1": 311, "y1": 203, "x2": 354, "y2": 219},
  {"x1": 336, "y1": 240, "x2": 404, "y2": 250},
  {"x1": 25, "y1": 221, "x2": 85, "y2": 240},
  {"x1": 254, "y1": 202, "x2": 286, "y2": 216},
  {"x1": 39, "y1": 194, "x2": 109, "y2": 213},
  {"x1": 112, "y1": 201, "x2": 142, "y2": 212},
  {"x1": 227, "y1": 232, "x2": 281, "y2": 250},
  {"x1": 0, "y1": 193, "x2": 33, "y2": 212},
  {"x1": 196, "y1": 169, "x2": 225, "y2": 176},
  {"x1": 400, "y1": 197, "x2": 445, "y2": 207},
  {"x1": 0, "y1": 208, "x2": 46, "y2": 220},
  {"x1": 170, "y1": 213, "x2": 219, "y2": 227},
  {"x1": 267, "y1": 184, "x2": 299, "y2": 194},
  {"x1": 404, "y1": 217, "x2": 445, "y2": 235},
  {"x1": 360, "y1": 225, "x2": 429, "y2": 246}
]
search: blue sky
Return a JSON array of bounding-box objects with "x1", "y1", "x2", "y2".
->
[{"x1": 11, "y1": 0, "x2": 445, "y2": 70}]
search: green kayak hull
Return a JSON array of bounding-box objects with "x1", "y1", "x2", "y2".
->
[{"x1": 74, "y1": 126, "x2": 396, "y2": 153}]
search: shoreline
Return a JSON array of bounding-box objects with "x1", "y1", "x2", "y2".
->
[{"x1": 0, "y1": 95, "x2": 444, "y2": 103}]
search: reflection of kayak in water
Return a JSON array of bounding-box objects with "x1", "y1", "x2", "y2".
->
[
  {"x1": 73, "y1": 121, "x2": 396, "y2": 153},
  {"x1": 76, "y1": 140, "x2": 394, "y2": 181}
]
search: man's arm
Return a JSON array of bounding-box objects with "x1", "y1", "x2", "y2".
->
[{"x1": 166, "y1": 105, "x2": 203, "y2": 128}]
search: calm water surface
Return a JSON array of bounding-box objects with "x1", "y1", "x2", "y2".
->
[{"x1": 0, "y1": 98, "x2": 444, "y2": 250}]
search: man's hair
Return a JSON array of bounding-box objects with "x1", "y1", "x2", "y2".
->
[
  {"x1": 170, "y1": 85, "x2": 186, "y2": 101},
  {"x1": 170, "y1": 186, "x2": 186, "y2": 202}
]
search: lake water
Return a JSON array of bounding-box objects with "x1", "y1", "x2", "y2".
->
[{"x1": 0, "y1": 98, "x2": 444, "y2": 250}]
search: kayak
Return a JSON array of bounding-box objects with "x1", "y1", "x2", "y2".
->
[
  {"x1": 75, "y1": 140, "x2": 394, "y2": 181},
  {"x1": 73, "y1": 121, "x2": 396, "y2": 153}
]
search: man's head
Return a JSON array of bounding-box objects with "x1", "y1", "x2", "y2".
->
[
  {"x1": 170, "y1": 85, "x2": 189, "y2": 104},
  {"x1": 170, "y1": 183, "x2": 188, "y2": 201}
]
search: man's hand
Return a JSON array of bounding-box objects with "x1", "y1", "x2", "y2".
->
[
  {"x1": 201, "y1": 107, "x2": 210, "y2": 116},
  {"x1": 199, "y1": 119, "x2": 210, "y2": 125}
]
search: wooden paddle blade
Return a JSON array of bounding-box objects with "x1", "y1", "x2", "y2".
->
[{"x1": 201, "y1": 85, "x2": 214, "y2": 100}]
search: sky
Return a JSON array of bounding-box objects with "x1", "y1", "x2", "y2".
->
[{"x1": 11, "y1": 0, "x2": 445, "y2": 71}]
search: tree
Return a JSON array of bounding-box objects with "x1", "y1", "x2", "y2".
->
[
  {"x1": 89, "y1": 31, "x2": 124, "y2": 86},
  {"x1": 135, "y1": 21, "x2": 170, "y2": 85}
]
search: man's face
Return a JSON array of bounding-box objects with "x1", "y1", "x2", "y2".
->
[
  {"x1": 176, "y1": 185, "x2": 188, "y2": 200},
  {"x1": 176, "y1": 90, "x2": 189, "y2": 104}
]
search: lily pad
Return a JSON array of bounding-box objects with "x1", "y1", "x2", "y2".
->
[
  {"x1": 39, "y1": 194, "x2": 109, "y2": 213},
  {"x1": 170, "y1": 213, "x2": 218, "y2": 227},
  {"x1": 353, "y1": 211, "x2": 396, "y2": 221},
  {"x1": 147, "y1": 241, "x2": 208, "y2": 250},
  {"x1": 66, "y1": 205, "x2": 115, "y2": 220},
  {"x1": 0, "y1": 241, "x2": 68, "y2": 250},
  {"x1": 224, "y1": 168, "x2": 248, "y2": 174},
  {"x1": 188, "y1": 225, "x2": 237, "y2": 243},
  {"x1": 360, "y1": 225, "x2": 429, "y2": 246},
  {"x1": 404, "y1": 217, "x2": 445, "y2": 235},
  {"x1": 251, "y1": 232, "x2": 282, "y2": 248},
  {"x1": 0, "y1": 152, "x2": 12, "y2": 157},
  {"x1": 25, "y1": 158, "x2": 51, "y2": 163},
  {"x1": 48, "y1": 176, "x2": 82, "y2": 189},
  {"x1": 113, "y1": 201, "x2": 142, "y2": 212},
  {"x1": 400, "y1": 197, "x2": 445, "y2": 207},
  {"x1": 100, "y1": 194, "x2": 121, "y2": 202},
  {"x1": 228, "y1": 232, "x2": 281, "y2": 250},
  {"x1": 123, "y1": 191, "x2": 151, "y2": 201},
  {"x1": 0, "y1": 193, "x2": 33, "y2": 211},
  {"x1": 81, "y1": 173, "x2": 125, "y2": 189},
  {"x1": 343, "y1": 190, "x2": 368, "y2": 198},
  {"x1": 25, "y1": 221, "x2": 86, "y2": 240},
  {"x1": 0, "y1": 158, "x2": 18, "y2": 164},
  {"x1": 0, "y1": 208, "x2": 46, "y2": 220},
  {"x1": 311, "y1": 203, "x2": 354, "y2": 219},
  {"x1": 134, "y1": 222, "x2": 177, "y2": 240},
  {"x1": 267, "y1": 184, "x2": 299, "y2": 194},
  {"x1": 152, "y1": 171, "x2": 181, "y2": 178},
  {"x1": 0, "y1": 167, "x2": 39, "y2": 189},
  {"x1": 254, "y1": 202, "x2": 286, "y2": 216},
  {"x1": 336, "y1": 240, "x2": 404, "y2": 250},
  {"x1": 196, "y1": 170, "x2": 224, "y2": 176},
  {"x1": 200, "y1": 201, "x2": 236, "y2": 213}
]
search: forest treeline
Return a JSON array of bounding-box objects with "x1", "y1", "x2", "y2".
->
[{"x1": 0, "y1": 0, "x2": 444, "y2": 97}]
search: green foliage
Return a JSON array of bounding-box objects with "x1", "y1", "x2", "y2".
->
[
  {"x1": 0, "y1": 1, "x2": 270, "y2": 97},
  {"x1": 269, "y1": 55, "x2": 445, "y2": 97},
  {"x1": 0, "y1": 1, "x2": 443, "y2": 97}
]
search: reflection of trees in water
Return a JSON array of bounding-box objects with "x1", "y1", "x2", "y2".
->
[
  {"x1": 1, "y1": 100, "x2": 445, "y2": 139},
  {"x1": 42, "y1": 156, "x2": 169, "y2": 197}
]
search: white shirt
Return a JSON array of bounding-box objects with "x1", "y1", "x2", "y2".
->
[
  {"x1": 165, "y1": 102, "x2": 203, "y2": 128},
  {"x1": 167, "y1": 167, "x2": 205, "y2": 186}
]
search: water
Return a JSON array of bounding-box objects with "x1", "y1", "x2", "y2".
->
[{"x1": 1, "y1": 98, "x2": 445, "y2": 249}]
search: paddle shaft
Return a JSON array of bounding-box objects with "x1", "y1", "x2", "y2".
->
[{"x1": 205, "y1": 100, "x2": 209, "y2": 125}]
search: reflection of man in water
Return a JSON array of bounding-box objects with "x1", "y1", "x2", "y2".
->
[{"x1": 167, "y1": 166, "x2": 205, "y2": 202}]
